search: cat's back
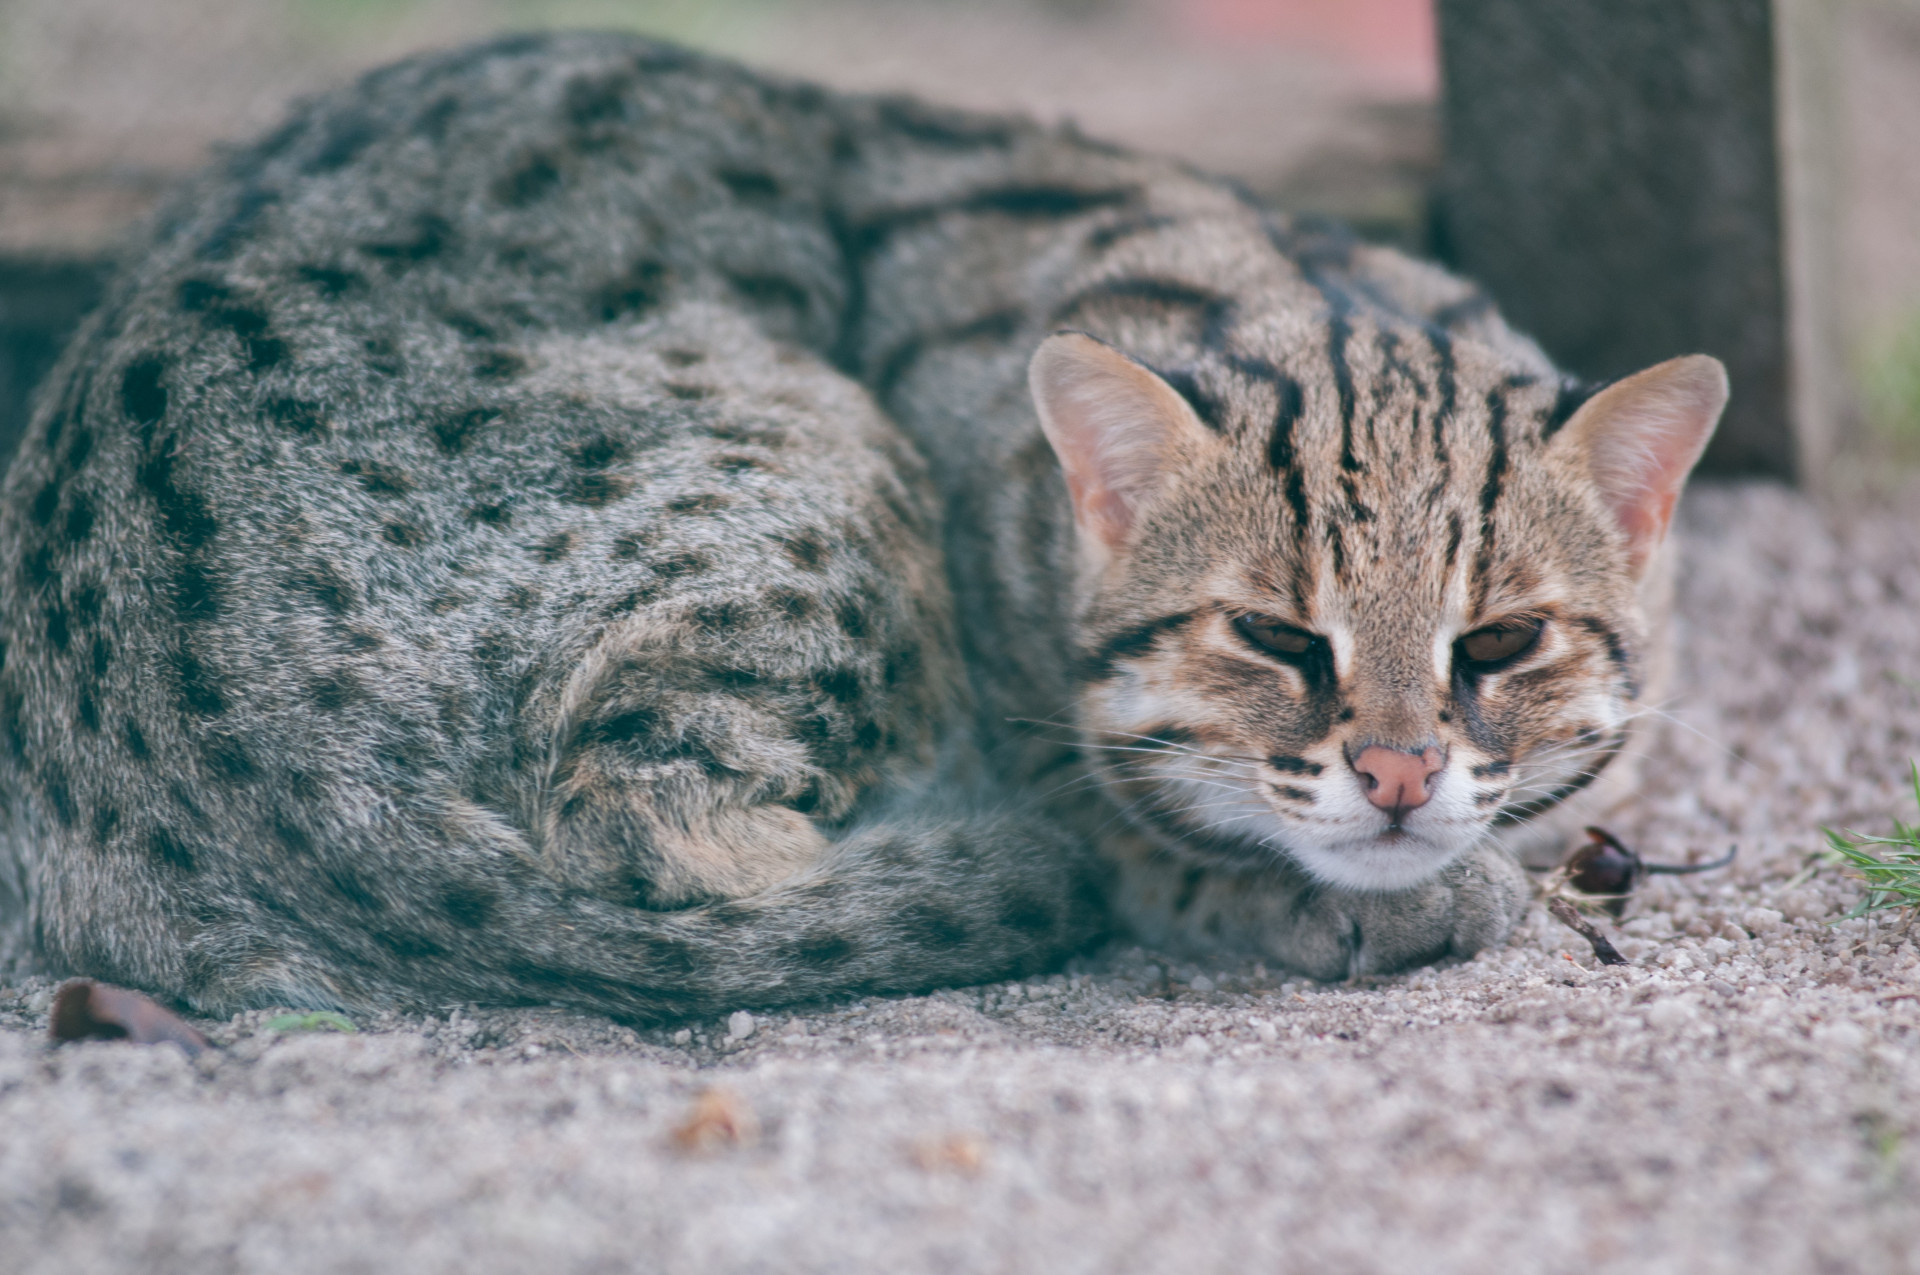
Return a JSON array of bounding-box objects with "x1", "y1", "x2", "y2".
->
[{"x1": 0, "y1": 33, "x2": 975, "y2": 996}]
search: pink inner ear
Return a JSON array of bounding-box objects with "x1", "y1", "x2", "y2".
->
[
  {"x1": 1028, "y1": 332, "x2": 1210, "y2": 556},
  {"x1": 1569, "y1": 356, "x2": 1729, "y2": 573}
]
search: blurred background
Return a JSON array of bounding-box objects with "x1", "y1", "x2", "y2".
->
[{"x1": 0, "y1": 0, "x2": 1916, "y2": 484}]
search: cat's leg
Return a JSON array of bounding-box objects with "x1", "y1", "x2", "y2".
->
[{"x1": 1109, "y1": 836, "x2": 1529, "y2": 981}]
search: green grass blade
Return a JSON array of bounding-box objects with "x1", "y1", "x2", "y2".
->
[{"x1": 1821, "y1": 762, "x2": 1920, "y2": 922}]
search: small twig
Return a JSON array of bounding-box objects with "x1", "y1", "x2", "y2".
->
[{"x1": 1548, "y1": 898, "x2": 1630, "y2": 966}]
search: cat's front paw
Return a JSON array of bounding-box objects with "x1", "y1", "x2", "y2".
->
[
  {"x1": 1265, "y1": 841, "x2": 1530, "y2": 980},
  {"x1": 1105, "y1": 835, "x2": 1530, "y2": 980}
]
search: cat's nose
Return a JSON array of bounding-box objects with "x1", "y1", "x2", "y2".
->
[{"x1": 1350, "y1": 745, "x2": 1444, "y2": 815}]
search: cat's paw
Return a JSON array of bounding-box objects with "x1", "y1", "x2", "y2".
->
[
  {"x1": 1265, "y1": 842, "x2": 1530, "y2": 980},
  {"x1": 1104, "y1": 834, "x2": 1529, "y2": 980}
]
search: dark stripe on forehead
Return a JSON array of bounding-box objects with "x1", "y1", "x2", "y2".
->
[
  {"x1": 1329, "y1": 317, "x2": 1360, "y2": 472},
  {"x1": 1079, "y1": 611, "x2": 1194, "y2": 682},
  {"x1": 1326, "y1": 522, "x2": 1347, "y2": 580},
  {"x1": 1427, "y1": 328, "x2": 1455, "y2": 467},
  {"x1": 1285, "y1": 553, "x2": 1313, "y2": 618},
  {"x1": 1376, "y1": 328, "x2": 1426, "y2": 399},
  {"x1": 1339, "y1": 476, "x2": 1373, "y2": 524},
  {"x1": 1479, "y1": 389, "x2": 1509, "y2": 518},
  {"x1": 1261, "y1": 213, "x2": 1359, "y2": 316},
  {"x1": 1265, "y1": 376, "x2": 1304, "y2": 469},
  {"x1": 1284, "y1": 467, "x2": 1311, "y2": 552},
  {"x1": 1246, "y1": 360, "x2": 1312, "y2": 545},
  {"x1": 1444, "y1": 512, "x2": 1463, "y2": 575},
  {"x1": 1471, "y1": 390, "x2": 1511, "y2": 609}
]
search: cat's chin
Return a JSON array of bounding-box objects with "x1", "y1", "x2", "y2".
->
[{"x1": 1280, "y1": 830, "x2": 1476, "y2": 893}]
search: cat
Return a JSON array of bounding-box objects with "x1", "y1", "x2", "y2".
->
[{"x1": 0, "y1": 32, "x2": 1725, "y2": 1019}]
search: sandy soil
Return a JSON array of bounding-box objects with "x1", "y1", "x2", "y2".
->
[{"x1": 2, "y1": 481, "x2": 1918, "y2": 1274}]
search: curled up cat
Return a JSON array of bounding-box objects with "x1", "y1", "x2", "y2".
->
[{"x1": 0, "y1": 33, "x2": 1726, "y2": 1020}]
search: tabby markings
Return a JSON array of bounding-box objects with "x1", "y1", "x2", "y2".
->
[
  {"x1": 1086, "y1": 213, "x2": 1178, "y2": 251},
  {"x1": 1480, "y1": 387, "x2": 1509, "y2": 519},
  {"x1": 848, "y1": 184, "x2": 1138, "y2": 261},
  {"x1": 1427, "y1": 328, "x2": 1456, "y2": 468},
  {"x1": 1471, "y1": 387, "x2": 1511, "y2": 605},
  {"x1": 874, "y1": 96, "x2": 1018, "y2": 149},
  {"x1": 1573, "y1": 615, "x2": 1637, "y2": 693},
  {"x1": 874, "y1": 309, "x2": 1023, "y2": 401},
  {"x1": 1491, "y1": 730, "x2": 1625, "y2": 825},
  {"x1": 1329, "y1": 316, "x2": 1360, "y2": 473},
  {"x1": 1542, "y1": 379, "x2": 1598, "y2": 438},
  {"x1": 1052, "y1": 277, "x2": 1237, "y2": 352},
  {"x1": 1079, "y1": 612, "x2": 1193, "y2": 682},
  {"x1": 361, "y1": 214, "x2": 453, "y2": 269}
]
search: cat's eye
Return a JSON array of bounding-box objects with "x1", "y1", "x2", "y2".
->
[
  {"x1": 1456, "y1": 617, "x2": 1544, "y2": 669},
  {"x1": 1232, "y1": 614, "x2": 1318, "y2": 660}
]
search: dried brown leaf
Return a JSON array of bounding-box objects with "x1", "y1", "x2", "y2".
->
[
  {"x1": 670, "y1": 1087, "x2": 758, "y2": 1153},
  {"x1": 910, "y1": 1132, "x2": 986, "y2": 1175},
  {"x1": 48, "y1": 979, "x2": 212, "y2": 1056}
]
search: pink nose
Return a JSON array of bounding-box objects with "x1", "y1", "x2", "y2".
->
[{"x1": 1351, "y1": 746, "x2": 1444, "y2": 815}]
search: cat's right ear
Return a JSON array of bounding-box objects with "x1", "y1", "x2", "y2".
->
[
  {"x1": 1557, "y1": 354, "x2": 1729, "y2": 578},
  {"x1": 1029, "y1": 331, "x2": 1216, "y2": 570}
]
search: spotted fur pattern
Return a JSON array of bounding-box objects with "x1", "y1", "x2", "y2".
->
[{"x1": 0, "y1": 32, "x2": 1689, "y2": 1011}]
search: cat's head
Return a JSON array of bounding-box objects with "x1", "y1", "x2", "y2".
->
[{"x1": 1030, "y1": 326, "x2": 1726, "y2": 890}]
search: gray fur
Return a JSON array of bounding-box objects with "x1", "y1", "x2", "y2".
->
[{"x1": 0, "y1": 32, "x2": 1679, "y2": 1015}]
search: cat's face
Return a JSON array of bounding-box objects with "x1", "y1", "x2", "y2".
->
[{"x1": 1032, "y1": 328, "x2": 1726, "y2": 890}]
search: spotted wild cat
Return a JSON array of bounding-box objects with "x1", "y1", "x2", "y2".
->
[{"x1": 0, "y1": 32, "x2": 1725, "y2": 1017}]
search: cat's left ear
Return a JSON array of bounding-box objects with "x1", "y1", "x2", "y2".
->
[
  {"x1": 1557, "y1": 354, "x2": 1728, "y2": 577},
  {"x1": 1029, "y1": 331, "x2": 1217, "y2": 571}
]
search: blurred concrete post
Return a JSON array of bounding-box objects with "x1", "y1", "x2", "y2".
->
[{"x1": 1434, "y1": 0, "x2": 1840, "y2": 483}]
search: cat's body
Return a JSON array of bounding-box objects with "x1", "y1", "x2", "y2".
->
[{"x1": 0, "y1": 34, "x2": 1722, "y2": 1018}]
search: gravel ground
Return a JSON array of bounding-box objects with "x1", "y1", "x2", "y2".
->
[{"x1": 3, "y1": 480, "x2": 1919, "y2": 1275}]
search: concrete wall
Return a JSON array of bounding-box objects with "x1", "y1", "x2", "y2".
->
[{"x1": 1434, "y1": 0, "x2": 1803, "y2": 479}]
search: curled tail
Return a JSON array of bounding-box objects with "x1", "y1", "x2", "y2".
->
[
  {"x1": 134, "y1": 799, "x2": 1109, "y2": 1024},
  {"x1": 484, "y1": 806, "x2": 1108, "y2": 1021}
]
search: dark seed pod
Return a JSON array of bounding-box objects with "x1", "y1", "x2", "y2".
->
[
  {"x1": 1567, "y1": 827, "x2": 1737, "y2": 917},
  {"x1": 1567, "y1": 827, "x2": 1643, "y2": 914}
]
